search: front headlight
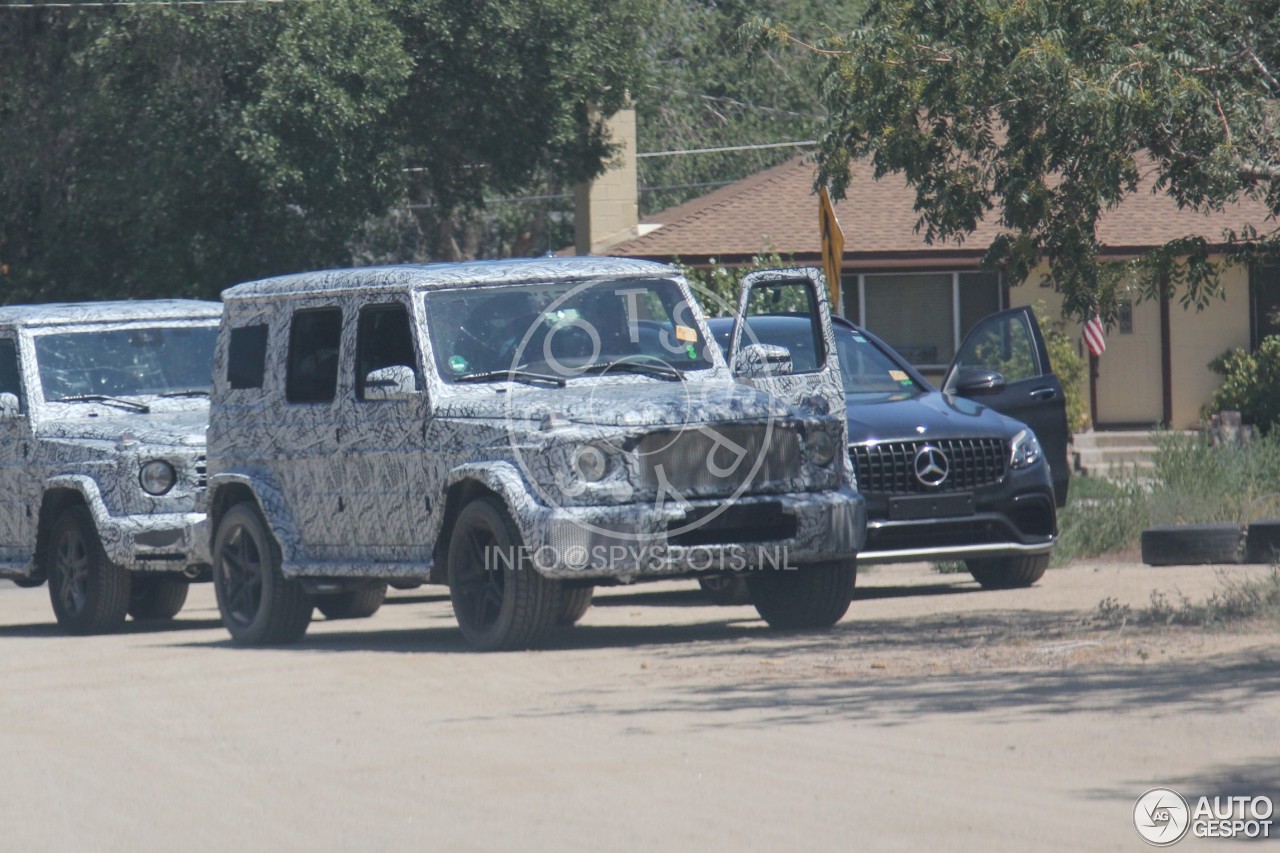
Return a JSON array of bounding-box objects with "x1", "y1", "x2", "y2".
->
[
  {"x1": 139, "y1": 459, "x2": 177, "y2": 495},
  {"x1": 1009, "y1": 428, "x2": 1043, "y2": 470},
  {"x1": 805, "y1": 428, "x2": 837, "y2": 466},
  {"x1": 572, "y1": 444, "x2": 610, "y2": 483}
]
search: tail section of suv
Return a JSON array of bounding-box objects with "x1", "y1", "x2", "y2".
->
[
  {"x1": 0, "y1": 300, "x2": 221, "y2": 633},
  {"x1": 205, "y1": 258, "x2": 866, "y2": 650}
]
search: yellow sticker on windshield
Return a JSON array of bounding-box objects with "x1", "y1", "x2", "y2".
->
[
  {"x1": 674, "y1": 325, "x2": 697, "y2": 342},
  {"x1": 888, "y1": 370, "x2": 909, "y2": 382}
]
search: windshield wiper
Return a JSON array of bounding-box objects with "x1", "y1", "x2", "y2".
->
[
  {"x1": 579, "y1": 360, "x2": 682, "y2": 381},
  {"x1": 54, "y1": 394, "x2": 151, "y2": 413},
  {"x1": 158, "y1": 389, "x2": 210, "y2": 398},
  {"x1": 454, "y1": 369, "x2": 566, "y2": 388}
]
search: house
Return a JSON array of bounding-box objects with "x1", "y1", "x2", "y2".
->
[{"x1": 575, "y1": 110, "x2": 1279, "y2": 430}]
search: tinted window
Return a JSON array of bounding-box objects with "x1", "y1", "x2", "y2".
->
[
  {"x1": 227, "y1": 324, "x2": 268, "y2": 390},
  {"x1": 741, "y1": 278, "x2": 826, "y2": 372},
  {"x1": 357, "y1": 303, "x2": 418, "y2": 399},
  {"x1": 286, "y1": 308, "x2": 342, "y2": 404},
  {"x1": 0, "y1": 339, "x2": 21, "y2": 409}
]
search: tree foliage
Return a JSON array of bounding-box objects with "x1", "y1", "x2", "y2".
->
[
  {"x1": 756, "y1": 0, "x2": 1280, "y2": 323},
  {"x1": 0, "y1": 0, "x2": 650, "y2": 301},
  {"x1": 637, "y1": 0, "x2": 865, "y2": 217}
]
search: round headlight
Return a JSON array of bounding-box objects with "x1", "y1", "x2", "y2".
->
[
  {"x1": 805, "y1": 429, "x2": 837, "y2": 466},
  {"x1": 572, "y1": 445, "x2": 609, "y2": 483},
  {"x1": 139, "y1": 459, "x2": 177, "y2": 496}
]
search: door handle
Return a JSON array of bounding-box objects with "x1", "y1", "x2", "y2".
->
[{"x1": 1029, "y1": 387, "x2": 1056, "y2": 401}]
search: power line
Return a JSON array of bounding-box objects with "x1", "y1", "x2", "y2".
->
[
  {"x1": 636, "y1": 140, "x2": 815, "y2": 158},
  {"x1": 645, "y1": 85, "x2": 826, "y2": 121}
]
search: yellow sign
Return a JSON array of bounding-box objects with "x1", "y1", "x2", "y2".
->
[{"x1": 818, "y1": 186, "x2": 845, "y2": 313}]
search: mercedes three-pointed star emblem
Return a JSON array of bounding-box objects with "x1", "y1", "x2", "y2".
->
[{"x1": 913, "y1": 444, "x2": 950, "y2": 487}]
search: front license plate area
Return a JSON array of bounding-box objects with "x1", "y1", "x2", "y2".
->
[{"x1": 888, "y1": 493, "x2": 975, "y2": 521}]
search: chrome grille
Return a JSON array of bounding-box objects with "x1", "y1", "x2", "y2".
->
[
  {"x1": 637, "y1": 424, "x2": 801, "y2": 498},
  {"x1": 194, "y1": 455, "x2": 207, "y2": 490},
  {"x1": 852, "y1": 438, "x2": 1006, "y2": 495}
]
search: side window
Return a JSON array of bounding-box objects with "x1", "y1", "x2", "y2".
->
[
  {"x1": 742, "y1": 277, "x2": 826, "y2": 373},
  {"x1": 356, "y1": 303, "x2": 418, "y2": 400},
  {"x1": 955, "y1": 312, "x2": 1040, "y2": 383},
  {"x1": 227, "y1": 324, "x2": 268, "y2": 390},
  {"x1": 286, "y1": 308, "x2": 342, "y2": 404},
  {"x1": 0, "y1": 339, "x2": 22, "y2": 410}
]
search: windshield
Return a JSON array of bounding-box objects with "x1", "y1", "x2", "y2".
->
[
  {"x1": 424, "y1": 276, "x2": 715, "y2": 382},
  {"x1": 709, "y1": 316, "x2": 927, "y2": 401},
  {"x1": 833, "y1": 325, "x2": 927, "y2": 401},
  {"x1": 34, "y1": 324, "x2": 219, "y2": 402}
]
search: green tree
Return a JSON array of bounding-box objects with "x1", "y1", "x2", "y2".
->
[
  {"x1": 0, "y1": 0, "x2": 651, "y2": 301},
  {"x1": 754, "y1": 0, "x2": 1280, "y2": 324},
  {"x1": 637, "y1": 0, "x2": 866, "y2": 216}
]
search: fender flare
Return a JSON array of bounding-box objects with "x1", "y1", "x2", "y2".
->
[{"x1": 206, "y1": 470, "x2": 302, "y2": 567}]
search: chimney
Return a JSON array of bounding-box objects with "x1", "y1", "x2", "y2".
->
[{"x1": 574, "y1": 107, "x2": 639, "y2": 255}]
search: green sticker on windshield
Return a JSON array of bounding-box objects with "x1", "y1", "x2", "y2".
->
[
  {"x1": 686, "y1": 343, "x2": 698, "y2": 360},
  {"x1": 448, "y1": 354, "x2": 469, "y2": 374}
]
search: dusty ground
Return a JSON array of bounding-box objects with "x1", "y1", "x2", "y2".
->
[{"x1": 1, "y1": 560, "x2": 1277, "y2": 852}]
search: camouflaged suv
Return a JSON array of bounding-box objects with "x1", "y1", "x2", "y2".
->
[
  {"x1": 205, "y1": 257, "x2": 866, "y2": 650},
  {"x1": 0, "y1": 300, "x2": 221, "y2": 633}
]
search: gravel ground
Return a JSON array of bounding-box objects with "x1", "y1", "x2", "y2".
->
[{"x1": 1, "y1": 559, "x2": 1276, "y2": 851}]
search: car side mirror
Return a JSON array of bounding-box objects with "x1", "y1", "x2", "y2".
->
[
  {"x1": 733, "y1": 343, "x2": 793, "y2": 379},
  {"x1": 363, "y1": 365, "x2": 418, "y2": 401},
  {"x1": 951, "y1": 367, "x2": 1007, "y2": 396},
  {"x1": 0, "y1": 392, "x2": 19, "y2": 418}
]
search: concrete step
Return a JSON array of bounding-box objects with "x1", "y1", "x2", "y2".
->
[
  {"x1": 1068, "y1": 429, "x2": 1192, "y2": 480},
  {"x1": 1075, "y1": 447, "x2": 1161, "y2": 466}
]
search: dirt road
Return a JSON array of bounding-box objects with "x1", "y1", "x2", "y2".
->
[{"x1": 1, "y1": 561, "x2": 1276, "y2": 851}]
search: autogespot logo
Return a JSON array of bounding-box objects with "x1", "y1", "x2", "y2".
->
[
  {"x1": 501, "y1": 276, "x2": 781, "y2": 543},
  {"x1": 1134, "y1": 788, "x2": 1191, "y2": 846}
]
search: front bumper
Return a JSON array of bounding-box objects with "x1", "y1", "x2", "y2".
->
[
  {"x1": 521, "y1": 487, "x2": 865, "y2": 580},
  {"x1": 98, "y1": 511, "x2": 211, "y2": 571},
  {"x1": 857, "y1": 481, "x2": 1056, "y2": 565}
]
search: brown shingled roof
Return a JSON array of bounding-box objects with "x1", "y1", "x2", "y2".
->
[{"x1": 607, "y1": 155, "x2": 1276, "y2": 266}]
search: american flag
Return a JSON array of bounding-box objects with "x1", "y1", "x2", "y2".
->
[{"x1": 1083, "y1": 313, "x2": 1106, "y2": 357}]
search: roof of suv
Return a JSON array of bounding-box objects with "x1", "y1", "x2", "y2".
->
[
  {"x1": 222, "y1": 257, "x2": 677, "y2": 302},
  {"x1": 0, "y1": 299, "x2": 221, "y2": 329}
]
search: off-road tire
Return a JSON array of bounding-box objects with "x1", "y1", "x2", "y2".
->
[
  {"x1": 557, "y1": 586, "x2": 594, "y2": 626},
  {"x1": 1141, "y1": 524, "x2": 1245, "y2": 567},
  {"x1": 46, "y1": 505, "x2": 131, "y2": 634},
  {"x1": 1245, "y1": 521, "x2": 1280, "y2": 564},
  {"x1": 447, "y1": 496, "x2": 561, "y2": 650},
  {"x1": 317, "y1": 583, "x2": 388, "y2": 620},
  {"x1": 213, "y1": 502, "x2": 313, "y2": 645},
  {"x1": 965, "y1": 554, "x2": 1050, "y2": 589},
  {"x1": 748, "y1": 560, "x2": 856, "y2": 630},
  {"x1": 698, "y1": 574, "x2": 751, "y2": 605},
  {"x1": 128, "y1": 576, "x2": 190, "y2": 620}
]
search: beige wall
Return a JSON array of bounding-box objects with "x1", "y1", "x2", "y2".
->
[
  {"x1": 1007, "y1": 258, "x2": 1251, "y2": 429},
  {"x1": 1168, "y1": 262, "x2": 1250, "y2": 428},
  {"x1": 574, "y1": 108, "x2": 639, "y2": 255}
]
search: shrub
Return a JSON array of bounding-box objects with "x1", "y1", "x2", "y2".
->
[
  {"x1": 1032, "y1": 302, "x2": 1090, "y2": 435},
  {"x1": 1206, "y1": 335, "x2": 1280, "y2": 434}
]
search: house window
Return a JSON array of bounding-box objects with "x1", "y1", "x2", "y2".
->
[
  {"x1": 1253, "y1": 264, "x2": 1280, "y2": 347},
  {"x1": 846, "y1": 271, "x2": 1002, "y2": 367},
  {"x1": 1118, "y1": 301, "x2": 1134, "y2": 334}
]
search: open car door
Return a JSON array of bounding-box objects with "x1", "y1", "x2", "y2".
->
[
  {"x1": 727, "y1": 268, "x2": 848, "y2": 449},
  {"x1": 942, "y1": 306, "x2": 1070, "y2": 507}
]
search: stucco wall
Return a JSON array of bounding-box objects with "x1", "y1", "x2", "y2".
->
[
  {"x1": 1006, "y1": 258, "x2": 1250, "y2": 429},
  {"x1": 1168, "y1": 262, "x2": 1251, "y2": 428}
]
